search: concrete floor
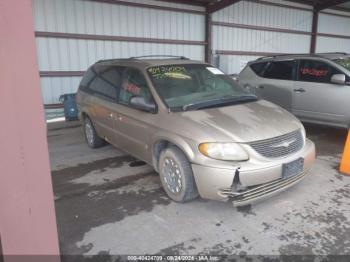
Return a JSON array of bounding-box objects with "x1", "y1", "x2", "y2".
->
[{"x1": 48, "y1": 121, "x2": 350, "y2": 256}]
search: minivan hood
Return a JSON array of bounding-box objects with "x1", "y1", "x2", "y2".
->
[{"x1": 177, "y1": 100, "x2": 302, "y2": 143}]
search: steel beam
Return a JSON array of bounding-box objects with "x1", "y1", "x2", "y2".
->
[
  {"x1": 207, "y1": 0, "x2": 241, "y2": 13},
  {"x1": 205, "y1": 11, "x2": 212, "y2": 63},
  {"x1": 310, "y1": 9, "x2": 319, "y2": 54},
  {"x1": 316, "y1": 0, "x2": 350, "y2": 11}
]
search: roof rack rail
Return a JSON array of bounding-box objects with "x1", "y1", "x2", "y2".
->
[
  {"x1": 316, "y1": 52, "x2": 349, "y2": 55},
  {"x1": 129, "y1": 55, "x2": 189, "y2": 60},
  {"x1": 96, "y1": 58, "x2": 120, "y2": 63},
  {"x1": 256, "y1": 53, "x2": 309, "y2": 60},
  {"x1": 256, "y1": 52, "x2": 350, "y2": 61}
]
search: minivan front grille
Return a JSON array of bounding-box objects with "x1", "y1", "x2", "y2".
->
[{"x1": 248, "y1": 129, "x2": 304, "y2": 158}]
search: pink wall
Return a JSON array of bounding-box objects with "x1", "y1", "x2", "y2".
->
[{"x1": 0, "y1": 0, "x2": 60, "y2": 259}]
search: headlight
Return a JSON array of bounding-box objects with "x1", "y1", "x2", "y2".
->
[{"x1": 198, "y1": 143, "x2": 249, "y2": 161}]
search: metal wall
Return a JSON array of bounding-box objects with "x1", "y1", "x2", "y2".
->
[
  {"x1": 212, "y1": 0, "x2": 313, "y2": 74},
  {"x1": 33, "y1": 0, "x2": 350, "y2": 115},
  {"x1": 32, "y1": 0, "x2": 205, "y2": 113},
  {"x1": 316, "y1": 10, "x2": 350, "y2": 53}
]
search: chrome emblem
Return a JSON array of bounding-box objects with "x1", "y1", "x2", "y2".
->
[{"x1": 270, "y1": 138, "x2": 296, "y2": 148}]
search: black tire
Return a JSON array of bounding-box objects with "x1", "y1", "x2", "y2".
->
[
  {"x1": 159, "y1": 146, "x2": 198, "y2": 202},
  {"x1": 83, "y1": 116, "x2": 105, "y2": 148}
]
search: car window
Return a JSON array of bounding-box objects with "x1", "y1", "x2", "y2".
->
[
  {"x1": 119, "y1": 69, "x2": 152, "y2": 106},
  {"x1": 147, "y1": 64, "x2": 252, "y2": 110},
  {"x1": 333, "y1": 57, "x2": 350, "y2": 71},
  {"x1": 79, "y1": 67, "x2": 96, "y2": 91},
  {"x1": 262, "y1": 61, "x2": 295, "y2": 80},
  {"x1": 298, "y1": 60, "x2": 342, "y2": 83},
  {"x1": 250, "y1": 62, "x2": 268, "y2": 76},
  {"x1": 89, "y1": 66, "x2": 121, "y2": 101}
]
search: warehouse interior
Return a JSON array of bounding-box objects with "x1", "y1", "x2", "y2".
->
[
  {"x1": 2, "y1": 0, "x2": 350, "y2": 260},
  {"x1": 34, "y1": 0, "x2": 350, "y2": 119}
]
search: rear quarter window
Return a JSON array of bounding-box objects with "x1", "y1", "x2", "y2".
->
[
  {"x1": 249, "y1": 62, "x2": 268, "y2": 76},
  {"x1": 79, "y1": 67, "x2": 96, "y2": 91},
  {"x1": 263, "y1": 60, "x2": 295, "y2": 80}
]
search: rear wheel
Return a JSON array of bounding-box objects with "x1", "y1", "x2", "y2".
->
[
  {"x1": 159, "y1": 146, "x2": 198, "y2": 202},
  {"x1": 83, "y1": 116, "x2": 105, "y2": 148}
]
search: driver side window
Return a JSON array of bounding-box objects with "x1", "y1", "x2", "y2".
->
[
  {"x1": 119, "y1": 69, "x2": 152, "y2": 106},
  {"x1": 298, "y1": 60, "x2": 341, "y2": 83}
]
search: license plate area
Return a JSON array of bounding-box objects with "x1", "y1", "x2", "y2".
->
[{"x1": 282, "y1": 158, "x2": 304, "y2": 180}]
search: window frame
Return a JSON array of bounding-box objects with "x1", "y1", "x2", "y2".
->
[
  {"x1": 83, "y1": 65, "x2": 123, "y2": 103},
  {"x1": 261, "y1": 59, "x2": 297, "y2": 81},
  {"x1": 117, "y1": 66, "x2": 158, "y2": 113},
  {"x1": 249, "y1": 62, "x2": 269, "y2": 77},
  {"x1": 296, "y1": 59, "x2": 347, "y2": 84}
]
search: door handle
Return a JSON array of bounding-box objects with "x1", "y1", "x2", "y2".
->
[
  {"x1": 293, "y1": 88, "x2": 306, "y2": 93},
  {"x1": 258, "y1": 85, "x2": 265, "y2": 89}
]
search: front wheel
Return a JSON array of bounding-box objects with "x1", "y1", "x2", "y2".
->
[
  {"x1": 83, "y1": 116, "x2": 105, "y2": 148},
  {"x1": 159, "y1": 146, "x2": 198, "y2": 202}
]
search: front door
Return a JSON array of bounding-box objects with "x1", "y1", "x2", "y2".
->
[
  {"x1": 114, "y1": 68, "x2": 156, "y2": 163},
  {"x1": 292, "y1": 59, "x2": 350, "y2": 127}
]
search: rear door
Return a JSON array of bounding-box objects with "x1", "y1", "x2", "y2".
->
[
  {"x1": 256, "y1": 60, "x2": 296, "y2": 111},
  {"x1": 88, "y1": 66, "x2": 122, "y2": 145},
  {"x1": 292, "y1": 59, "x2": 350, "y2": 126}
]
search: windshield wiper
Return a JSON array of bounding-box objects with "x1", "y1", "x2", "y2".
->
[{"x1": 182, "y1": 94, "x2": 257, "y2": 111}]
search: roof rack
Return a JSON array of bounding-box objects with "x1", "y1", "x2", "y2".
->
[
  {"x1": 129, "y1": 55, "x2": 189, "y2": 60},
  {"x1": 256, "y1": 52, "x2": 349, "y2": 61},
  {"x1": 256, "y1": 53, "x2": 308, "y2": 60},
  {"x1": 315, "y1": 52, "x2": 349, "y2": 55},
  {"x1": 96, "y1": 58, "x2": 122, "y2": 63}
]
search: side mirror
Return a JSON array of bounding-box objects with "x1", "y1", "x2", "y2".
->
[
  {"x1": 129, "y1": 96, "x2": 157, "y2": 113},
  {"x1": 331, "y1": 74, "x2": 346, "y2": 85}
]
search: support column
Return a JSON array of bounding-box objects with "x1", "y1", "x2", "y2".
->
[
  {"x1": 205, "y1": 11, "x2": 212, "y2": 64},
  {"x1": 0, "y1": 0, "x2": 60, "y2": 260},
  {"x1": 310, "y1": 9, "x2": 319, "y2": 54}
]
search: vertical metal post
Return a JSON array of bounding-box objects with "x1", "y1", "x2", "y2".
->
[
  {"x1": 310, "y1": 9, "x2": 319, "y2": 54},
  {"x1": 205, "y1": 10, "x2": 212, "y2": 64}
]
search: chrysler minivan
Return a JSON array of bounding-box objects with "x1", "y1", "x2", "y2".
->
[{"x1": 76, "y1": 56, "x2": 315, "y2": 206}]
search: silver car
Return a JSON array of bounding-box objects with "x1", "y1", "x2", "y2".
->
[
  {"x1": 238, "y1": 52, "x2": 350, "y2": 128},
  {"x1": 77, "y1": 56, "x2": 316, "y2": 206}
]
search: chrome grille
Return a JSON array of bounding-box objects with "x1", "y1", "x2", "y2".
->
[{"x1": 248, "y1": 129, "x2": 304, "y2": 158}]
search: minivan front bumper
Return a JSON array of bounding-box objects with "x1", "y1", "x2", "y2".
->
[{"x1": 191, "y1": 139, "x2": 315, "y2": 206}]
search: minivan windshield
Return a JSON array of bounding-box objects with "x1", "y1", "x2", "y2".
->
[
  {"x1": 147, "y1": 64, "x2": 256, "y2": 111},
  {"x1": 333, "y1": 57, "x2": 350, "y2": 71}
]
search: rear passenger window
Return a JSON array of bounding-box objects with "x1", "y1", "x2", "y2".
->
[
  {"x1": 119, "y1": 69, "x2": 152, "y2": 106},
  {"x1": 263, "y1": 61, "x2": 295, "y2": 80},
  {"x1": 250, "y1": 62, "x2": 268, "y2": 76},
  {"x1": 298, "y1": 60, "x2": 341, "y2": 83},
  {"x1": 89, "y1": 66, "x2": 122, "y2": 101}
]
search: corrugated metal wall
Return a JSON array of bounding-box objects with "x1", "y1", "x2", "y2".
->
[
  {"x1": 212, "y1": 0, "x2": 313, "y2": 74},
  {"x1": 32, "y1": 0, "x2": 205, "y2": 115},
  {"x1": 316, "y1": 10, "x2": 350, "y2": 53},
  {"x1": 32, "y1": 0, "x2": 350, "y2": 117}
]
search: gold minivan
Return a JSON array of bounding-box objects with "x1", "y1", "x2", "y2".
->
[{"x1": 76, "y1": 56, "x2": 316, "y2": 206}]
